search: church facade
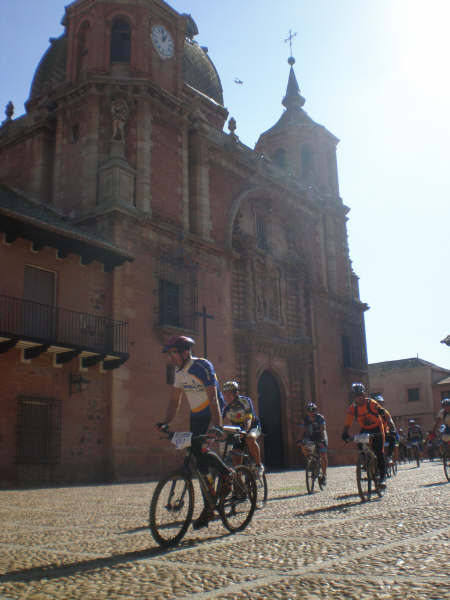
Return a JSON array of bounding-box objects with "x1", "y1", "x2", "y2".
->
[{"x1": 0, "y1": 0, "x2": 368, "y2": 485}]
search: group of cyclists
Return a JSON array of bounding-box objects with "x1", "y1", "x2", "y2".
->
[{"x1": 156, "y1": 335, "x2": 450, "y2": 528}]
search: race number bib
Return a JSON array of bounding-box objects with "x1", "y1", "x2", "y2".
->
[{"x1": 171, "y1": 432, "x2": 192, "y2": 449}]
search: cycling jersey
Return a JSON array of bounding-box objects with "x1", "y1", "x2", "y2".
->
[
  {"x1": 344, "y1": 398, "x2": 384, "y2": 431},
  {"x1": 174, "y1": 357, "x2": 224, "y2": 422},
  {"x1": 438, "y1": 408, "x2": 450, "y2": 429},
  {"x1": 222, "y1": 395, "x2": 259, "y2": 431},
  {"x1": 407, "y1": 424, "x2": 423, "y2": 442},
  {"x1": 303, "y1": 413, "x2": 328, "y2": 444},
  {"x1": 380, "y1": 407, "x2": 394, "y2": 434}
]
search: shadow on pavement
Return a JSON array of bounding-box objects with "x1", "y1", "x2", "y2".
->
[
  {"x1": 420, "y1": 481, "x2": 448, "y2": 488},
  {"x1": 0, "y1": 530, "x2": 231, "y2": 585},
  {"x1": 293, "y1": 498, "x2": 364, "y2": 518}
]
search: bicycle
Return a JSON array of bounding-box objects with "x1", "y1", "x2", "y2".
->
[
  {"x1": 442, "y1": 440, "x2": 449, "y2": 482},
  {"x1": 220, "y1": 425, "x2": 268, "y2": 509},
  {"x1": 149, "y1": 427, "x2": 257, "y2": 547},
  {"x1": 351, "y1": 433, "x2": 385, "y2": 502},
  {"x1": 408, "y1": 441, "x2": 421, "y2": 467},
  {"x1": 303, "y1": 440, "x2": 326, "y2": 494}
]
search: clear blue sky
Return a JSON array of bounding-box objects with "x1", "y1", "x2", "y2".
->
[{"x1": 1, "y1": 0, "x2": 449, "y2": 368}]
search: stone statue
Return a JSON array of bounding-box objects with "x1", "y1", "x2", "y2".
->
[{"x1": 111, "y1": 98, "x2": 129, "y2": 141}]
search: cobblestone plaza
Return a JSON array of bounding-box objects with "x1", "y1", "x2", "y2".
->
[{"x1": 0, "y1": 460, "x2": 448, "y2": 599}]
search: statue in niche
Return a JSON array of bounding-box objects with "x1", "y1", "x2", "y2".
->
[
  {"x1": 255, "y1": 260, "x2": 282, "y2": 323},
  {"x1": 111, "y1": 98, "x2": 129, "y2": 141}
]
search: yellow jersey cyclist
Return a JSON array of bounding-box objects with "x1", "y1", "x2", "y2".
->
[
  {"x1": 221, "y1": 380, "x2": 264, "y2": 476},
  {"x1": 157, "y1": 335, "x2": 231, "y2": 530},
  {"x1": 297, "y1": 402, "x2": 328, "y2": 486}
]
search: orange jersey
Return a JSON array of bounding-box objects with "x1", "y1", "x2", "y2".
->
[{"x1": 344, "y1": 398, "x2": 384, "y2": 431}]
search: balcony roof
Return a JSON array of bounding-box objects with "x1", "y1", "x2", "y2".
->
[{"x1": 0, "y1": 184, "x2": 134, "y2": 270}]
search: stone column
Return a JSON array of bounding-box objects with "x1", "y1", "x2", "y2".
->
[{"x1": 135, "y1": 98, "x2": 152, "y2": 214}]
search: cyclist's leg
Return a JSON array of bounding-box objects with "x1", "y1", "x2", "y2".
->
[
  {"x1": 371, "y1": 431, "x2": 386, "y2": 482},
  {"x1": 246, "y1": 427, "x2": 263, "y2": 468},
  {"x1": 319, "y1": 443, "x2": 328, "y2": 478}
]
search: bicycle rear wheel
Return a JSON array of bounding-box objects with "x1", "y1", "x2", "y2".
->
[
  {"x1": 415, "y1": 445, "x2": 420, "y2": 468},
  {"x1": 218, "y1": 465, "x2": 256, "y2": 533},
  {"x1": 356, "y1": 454, "x2": 372, "y2": 502},
  {"x1": 305, "y1": 457, "x2": 316, "y2": 494},
  {"x1": 149, "y1": 472, "x2": 194, "y2": 547},
  {"x1": 444, "y1": 448, "x2": 449, "y2": 482}
]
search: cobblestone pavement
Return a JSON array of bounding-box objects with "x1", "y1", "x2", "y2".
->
[{"x1": 0, "y1": 459, "x2": 448, "y2": 599}]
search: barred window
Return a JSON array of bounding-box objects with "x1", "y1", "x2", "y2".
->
[
  {"x1": 256, "y1": 215, "x2": 268, "y2": 251},
  {"x1": 154, "y1": 249, "x2": 198, "y2": 331},
  {"x1": 16, "y1": 397, "x2": 61, "y2": 464},
  {"x1": 159, "y1": 279, "x2": 180, "y2": 327}
]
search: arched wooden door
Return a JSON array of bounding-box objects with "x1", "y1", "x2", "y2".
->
[{"x1": 257, "y1": 370, "x2": 284, "y2": 470}]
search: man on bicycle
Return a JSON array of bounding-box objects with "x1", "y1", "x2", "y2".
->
[
  {"x1": 221, "y1": 380, "x2": 264, "y2": 476},
  {"x1": 372, "y1": 395, "x2": 398, "y2": 463},
  {"x1": 431, "y1": 398, "x2": 450, "y2": 445},
  {"x1": 342, "y1": 382, "x2": 387, "y2": 487},
  {"x1": 157, "y1": 335, "x2": 230, "y2": 529},
  {"x1": 297, "y1": 402, "x2": 328, "y2": 486},
  {"x1": 406, "y1": 419, "x2": 423, "y2": 461}
]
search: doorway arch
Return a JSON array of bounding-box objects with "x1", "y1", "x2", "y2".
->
[{"x1": 257, "y1": 370, "x2": 284, "y2": 470}]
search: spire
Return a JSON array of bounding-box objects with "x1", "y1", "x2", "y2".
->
[{"x1": 282, "y1": 56, "x2": 305, "y2": 109}]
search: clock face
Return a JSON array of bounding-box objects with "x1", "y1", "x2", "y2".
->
[{"x1": 151, "y1": 25, "x2": 174, "y2": 59}]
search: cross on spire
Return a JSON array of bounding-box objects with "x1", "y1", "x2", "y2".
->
[{"x1": 284, "y1": 29, "x2": 297, "y2": 57}]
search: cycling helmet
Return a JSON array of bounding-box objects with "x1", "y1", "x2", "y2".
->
[
  {"x1": 441, "y1": 398, "x2": 450, "y2": 407},
  {"x1": 162, "y1": 335, "x2": 195, "y2": 353},
  {"x1": 306, "y1": 402, "x2": 317, "y2": 412},
  {"x1": 351, "y1": 382, "x2": 366, "y2": 396},
  {"x1": 375, "y1": 395, "x2": 384, "y2": 405},
  {"x1": 408, "y1": 419, "x2": 415, "y2": 424},
  {"x1": 223, "y1": 380, "x2": 239, "y2": 392}
]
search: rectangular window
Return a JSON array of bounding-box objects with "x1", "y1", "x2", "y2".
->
[
  {"x1": 23, "y1": 266, "x2": 56, "y2": 340},
  {"x1": 407, "y1": 388, "x2": 420, "y2": 402},
  {"x1": 16, "y1": 397, "x2": 61, "y2": 464},
  {"x1": 256, "y1": 215, "x2": 268, "y2": 251},
  {"x1": 342, "y1": 335, "x2": 351, "y2": 368},
  {"x1": 158, "y1": 279, "x2": 180, "y2": 326}
]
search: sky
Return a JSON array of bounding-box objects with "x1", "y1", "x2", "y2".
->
[{"x1": 1, "y1": 0, "x2": 449, "y2": 368}]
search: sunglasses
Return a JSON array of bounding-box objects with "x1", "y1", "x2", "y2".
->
[{"x1": 166, "y1": 349, "x2": 180, "y2": 356}]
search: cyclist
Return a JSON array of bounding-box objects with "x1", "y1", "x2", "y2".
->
[
  {"x1": 431, "y1": 397, "x2": 450, "y2": 447},
  {"x1": 221, "y1": 380, "x2": 264, "y2": 476},
  {"x1": 342, "y1": 382, "x2": 387, "y2": 487},
  {"x1": 406, "y1": 418, "x2": 423, "y2": 462},
  {"x1": 297, "y1": 402, "x2": 328, "y2": 485},
  {"x1": 372, "y1": 395, "x2": 398, "y2": 463},
  {"x1": 157, "y1": 335, "x2": 231, "y2": 529}
]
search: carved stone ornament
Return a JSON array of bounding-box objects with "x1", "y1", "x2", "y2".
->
[{"x1": 110, "y1": 98, "x2": 129, "y2": 141}]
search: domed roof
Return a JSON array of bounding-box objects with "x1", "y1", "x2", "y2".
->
[{"x1": 28, "y1": 34, "x2": 223, "y2": 105}]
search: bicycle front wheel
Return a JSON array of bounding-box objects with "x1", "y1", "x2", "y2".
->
[
  {"x1": 218, "y1": 465, "x2": 256, "y2": 533},
  {"x1": 255, "y1": 471, "x2": 268, "y2": 509},
  {"x1": 356, "y1": 454, "x2": 372, "y2": 502},
  {"x1": 444, "y1": 448, "x2": 449, "y2": 482},
  {"x1": 305, "y1": 458, "x2": 316, "y2": 494},
  {"x1": 149, "y1": 472, "x2": 194, "y2": 547}
]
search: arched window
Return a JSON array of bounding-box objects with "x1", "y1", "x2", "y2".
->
[
  {"x1": 110, "y1": 18, "x2": 131, "y2": 63},
  {"x1": 301, "y1": 144, "x2": 314, "y2": 178},
  {"x1": 76, "y1": 21, "x2": 90, "y2": 80},
  {"x1": 272, "y1": 148, "x2": 287, "y2": 168}
]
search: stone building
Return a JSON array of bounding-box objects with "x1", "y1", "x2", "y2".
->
[
  {"x1": 0, "y1": 0, "x2": 367, "y2": 485},
  {"x1": 368, "y1": 358, "x2": 450, "y2": 432}
]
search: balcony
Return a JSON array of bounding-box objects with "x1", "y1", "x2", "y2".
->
[{"x1": 0, "y1": 294, "x2": 128, "y2": 369}]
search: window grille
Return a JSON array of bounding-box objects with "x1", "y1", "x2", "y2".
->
[
  {"x1": 256, "y1": 215, "x2": 268, "y2": 251},
  {"x1": 16, "y1": 397, "x2": 61, "y2": 464},
  {"x1": 154, "y1": 249, "x2": 198, "y2": 331}
]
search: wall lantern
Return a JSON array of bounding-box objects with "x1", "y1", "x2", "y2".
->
[{"x1": 69, "y1": 373, "x2": 90, "y2": 396}]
